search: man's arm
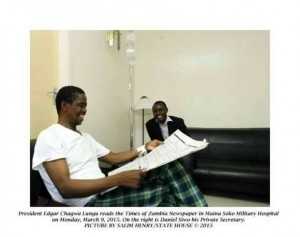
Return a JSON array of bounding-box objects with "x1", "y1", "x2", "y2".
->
[
  {"x1": 102, "y1": 150, "x2": 138, "y2": 165},
  {"x1": 146, "y1": 121, "x2": 156, "y2": 140},
  {"x1": 178, "y1": 118, "x2": 189, "y2": 135},
  {"x1": 102, "y1": 140, "x2": 162, "y2": 165},
  {"x1": 43, "y1": 159, "x2": 144, "y2": 198}
]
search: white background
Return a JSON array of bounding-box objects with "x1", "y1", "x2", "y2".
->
[{"x1": 0, "y1": 0, "x2": 299, "y2": 236}]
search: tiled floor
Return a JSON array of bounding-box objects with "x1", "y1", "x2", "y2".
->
[{"x1": 204, "y1": 195, "x2": 269, "y2": 207}]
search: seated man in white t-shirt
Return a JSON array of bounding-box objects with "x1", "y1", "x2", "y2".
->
[{"x1": 32, "y1": 86, "x2": 207, "y2": 207}]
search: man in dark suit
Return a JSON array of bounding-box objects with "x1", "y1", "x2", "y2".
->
[
  {"x1": 146, "y1": 100, "x2": 188, "y2": 141},
  {"x1": 146, "y1": 100, "x2": 201, "y2": 187}
]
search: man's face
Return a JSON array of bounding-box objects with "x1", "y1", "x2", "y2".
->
[
  {"x1": 63, "y1": 93, "x2": 87, "y2": 126},
  {"x1": 152, "y1": 103, "x2": 168, "y2": 124}
]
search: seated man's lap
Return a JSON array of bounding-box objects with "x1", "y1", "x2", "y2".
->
[
  {"x1": 87, "y1": 176, "x2": 167, "y2": 207},
  {"x1": 86, "y1": 161, "x2": 207, "y2": 207}
]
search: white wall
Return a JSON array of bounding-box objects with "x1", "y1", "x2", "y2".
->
[
  {"x1": 65, "y1": 31, "x2": 130, "y2": 150},
  {"x1": 30, "y1": 31, "x2": 59, "y2": 138},
  {"x1": 61, "y1": 30, "x2": 269, "y2": 149},
  {"x1": 133, "y1": 31, "x2": 269, "y2": 146}
]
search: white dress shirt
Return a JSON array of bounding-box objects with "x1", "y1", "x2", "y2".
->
[{"x1": 159, "y1": 116, "x2": 173, "y2": 140}]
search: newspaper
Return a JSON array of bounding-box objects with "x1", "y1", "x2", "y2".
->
[
  {"x1": 100, "y1": 130, "x2": 208, "y2": 194},
  {"x1": 108, "y1": 129, "x2": 208, "y2": 176}
]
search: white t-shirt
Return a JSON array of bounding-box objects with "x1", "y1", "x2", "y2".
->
[{"x1": 32, "y1": 124, "x2": 110, "y2": 206}]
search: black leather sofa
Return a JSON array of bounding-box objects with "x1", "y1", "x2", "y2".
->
[
  {"x1": 183, "y1": 128, "x2": 270, "y2": 203},
  {"x1": 30, "y1": 127, "x2": 270, "y2": 206}
]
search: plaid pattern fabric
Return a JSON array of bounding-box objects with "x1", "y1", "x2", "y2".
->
[{"x1": 86, "y1": 161, "x2": 207, "y2": 207}]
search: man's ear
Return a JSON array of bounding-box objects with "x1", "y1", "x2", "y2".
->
[{"x1": 60, "y1": 101, "x2": 69, "y2": 113}]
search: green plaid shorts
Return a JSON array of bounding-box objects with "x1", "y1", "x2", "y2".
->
[{"x1": 86, "y1": 160, "x2": 207, "y2": 207}]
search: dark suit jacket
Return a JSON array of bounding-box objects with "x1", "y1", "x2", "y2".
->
[{"x1": 146, "y1": 116, "x2": 189, "y2": 141}]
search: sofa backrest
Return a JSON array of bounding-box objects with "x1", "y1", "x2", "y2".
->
[{"x1": 188, "y1": 128, "x2": 270, "y2": 165}]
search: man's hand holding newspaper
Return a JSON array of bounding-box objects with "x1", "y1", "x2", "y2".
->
[{"x1": 99, "y1": 130, "x2": 208, "y2": 195}]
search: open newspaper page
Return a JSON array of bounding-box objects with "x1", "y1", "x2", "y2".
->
[
  {"x1": 100, "y1": 129, "x2": 208, "y2": 194},
  {"x1": 108, "y1": 129, "x2": 208, "y2": 176}
]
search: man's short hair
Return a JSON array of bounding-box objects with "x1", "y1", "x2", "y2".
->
[
  {"x1": 55, "y1": 86, "x2": 85, "y2": 114},
  {"x1": 152, "y1": 100, "x2": 168, "y2": 110}
]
